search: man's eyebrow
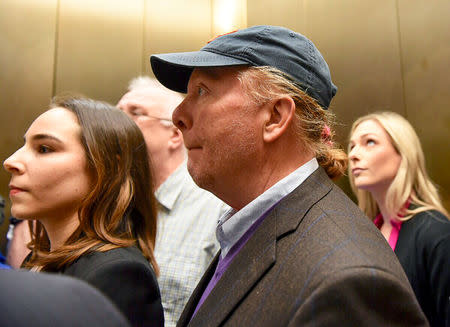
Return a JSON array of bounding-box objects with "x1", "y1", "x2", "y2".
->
[
  {"x1": 25, "y1": 133, "x2": 64, "y2": 143},
  {"x1": 197, "y1": 68, "x2": 223, "y2": 80},
  {"x1": 204, "y1": 69, "x2": 220, "y2": 80}
]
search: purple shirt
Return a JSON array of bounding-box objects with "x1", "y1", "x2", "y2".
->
[{"x1": 191, "y1": 204, "x2": 274, "y2": 318}]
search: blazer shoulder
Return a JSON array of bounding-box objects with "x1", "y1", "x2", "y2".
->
[
  {"x1": 402, "y1": 210, "x2": 450, "y2": 248},
  {"x1": 288, "y1": 266, "x2": 428, "y2": 326},
  {"x1": 295, "y1": 182, "x2": 409, "y2": 284},
  {"x1": 63, "y1": 247, "x2": 163, "y2": 327},
  {"x1": 411, "y1": 210, "x2": 450, "y2": 232},
  {"x1": 63, "y1": 246, "x2": 151, "y2": 278}
]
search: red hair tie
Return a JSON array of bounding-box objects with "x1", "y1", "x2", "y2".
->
[{"x1": 321, "y1": 125, "x2": 333, "y2": 146}]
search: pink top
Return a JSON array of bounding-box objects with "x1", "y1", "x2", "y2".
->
[
  {"x1": 373, "y1": 199, "x2": 411, "y2": 250},
  {"x1": 373, "y1": 214, "x2": 403, "y2": 250}
]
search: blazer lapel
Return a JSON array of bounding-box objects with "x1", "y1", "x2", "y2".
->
[
  {"x1": 274, "y1": 167, "x2": 333, "y2": 238},
  {"x1": 188, "y1": 208, "x2": 277, "y2": 327},
  {"x1": 183, "y1": 167, "x2": 333, "y2": 327},
  {"x1": 177, "y1": 253, "x2": 220, "y2": 327}
]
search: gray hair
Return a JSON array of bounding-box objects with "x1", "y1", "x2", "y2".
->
[{"x1": 127, "y1": 76, "x2": 184, "y2": 127}]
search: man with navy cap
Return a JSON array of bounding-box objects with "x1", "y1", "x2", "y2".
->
[{"x1": 151, "y1": 25, "x2": 428, "y2": 326}]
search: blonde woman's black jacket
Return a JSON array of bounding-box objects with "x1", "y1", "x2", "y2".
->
[
  {"x1": 62, "y1": 246, "x2": 164, "y2": 327},
  {"x1": 395, "y1": 210, "x2": 450, "y2": 327}
]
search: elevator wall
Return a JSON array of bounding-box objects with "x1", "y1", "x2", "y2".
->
[{"x1": 1, "y1": 0, "x2": 449, "y2": 249}]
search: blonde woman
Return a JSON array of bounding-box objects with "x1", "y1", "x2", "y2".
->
[
  {"x1": 348, "y1": 111, "x2": 450, "y2": 326},
  {"x1": 3, "y1": 96, "x2": 164, "y2": 327}
]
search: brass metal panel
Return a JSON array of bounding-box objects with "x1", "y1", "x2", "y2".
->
[
  {"x1": 397, "y1": 0, "x2": 450, "y2": 211},
  {"x1": 55, "y1": 0, "x2": 144, "y2": 104},
  {"x1": 303, "y1": 1, "x2": 405, "y2": 131},
  {"x1": 247, "y1": 0, "x2": 305, "y2": 33},
  {"x1": 305, "y1": 1, "x2": 405, "y2": 196},
  {"x1": 1, "y1": 1, "x2": 447, "y2": 256},
  {"x1": 212, "y1": 0, "x2": 247, "y2": 36},
  {"x1": 144, "y1": 0, "x2": 212, "y2": 75},
  {"x1": 0, "y1": 0, "x2": 57, "y2": 247}
]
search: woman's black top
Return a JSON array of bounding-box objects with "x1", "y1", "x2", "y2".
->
[{"x1": 395, "y1": 210, "x2": 450, "y2": 326}]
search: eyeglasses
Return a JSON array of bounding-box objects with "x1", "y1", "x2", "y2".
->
[
  {"x1": 131, "y1": 112, "x2": 173, "y2": 123},
  {"x1": 146, "y1": 114, "x2": 173, "y2": 123}
]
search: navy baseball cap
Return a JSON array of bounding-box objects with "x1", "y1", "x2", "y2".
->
[{"x1": 151, "y1": 25, "x2": 337, "y2": 109}]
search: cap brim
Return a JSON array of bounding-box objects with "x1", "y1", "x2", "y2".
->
[{"x1": 150, "y1": 50, "x2": 249, "y2": 93}]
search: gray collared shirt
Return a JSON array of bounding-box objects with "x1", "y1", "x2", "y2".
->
[{"x1": 155, "y1": 162, "x2": 229, "y2": 327}]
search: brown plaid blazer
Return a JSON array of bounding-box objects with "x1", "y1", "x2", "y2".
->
[{"x1": 177, "y1": 167, "x2": 428, "y2": 327}]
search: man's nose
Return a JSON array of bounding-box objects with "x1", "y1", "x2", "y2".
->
[{"x1": 172, "y1": 100, "x2": 190, "y2": 132}]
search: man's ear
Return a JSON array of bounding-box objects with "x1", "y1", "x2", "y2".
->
[
  {"x1": 168, "y1": 126, "x2": 184, "y2": 150},
  {"x1": 263, "y1": 96, "x2": 296, "y2": 143}
]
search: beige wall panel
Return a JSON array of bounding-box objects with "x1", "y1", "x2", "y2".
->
[
  {"x1": 303, "y1": 1, "x2": 405, "y2": 131},
  {"x1": 55, "y1": 0, "x2": 144, "y2": 104},
  {"x1": 247, "y1": 0, "x2": 305, "y2": 33},
  {"x1": 397, "y1": 0, "x2": 450, "y2": 210},
  {"x1": 0, "y1": 0, "x2": 57, "y2": 243},
  {"x1": 144, "y1": 0, "x2": 212, "y2": 75},
  {"x1": 212, "y1": 0, "x2": 247, "y2": 36}
]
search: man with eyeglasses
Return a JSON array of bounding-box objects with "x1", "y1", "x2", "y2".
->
[{"x1": 117, "y1": 77, "x2": 229, "y2": 327}]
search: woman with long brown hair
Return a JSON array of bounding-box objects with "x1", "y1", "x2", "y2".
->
[{"x1": 3, "y1": 95, "x2": 164, "y2": 327}]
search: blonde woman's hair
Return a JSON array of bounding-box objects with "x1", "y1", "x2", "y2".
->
[
  {"x1": 238, "y1": 66, "x2": 347, "y2": 180},
  {"x1": 349, "y1": 111, "x2": 449, "y2": 221}
]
